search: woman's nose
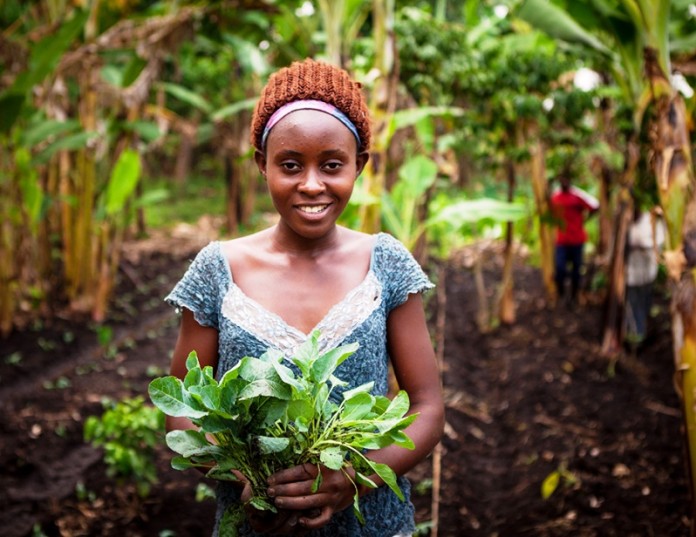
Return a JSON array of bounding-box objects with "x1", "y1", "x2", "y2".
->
[{"x1": 298, "y1": 169, "x2": 325, "y2": 194}]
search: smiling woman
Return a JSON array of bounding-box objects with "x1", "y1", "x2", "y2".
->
[{"x1": 162, "y1": 58, "x2": 445, "y2": 537}]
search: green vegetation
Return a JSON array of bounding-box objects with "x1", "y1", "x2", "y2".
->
[
  {"x1": 84, "y1": 396, "x2": 165, "y2": 498},
  {"x1": 149, "y1": 331, "x2": 416, "y2": 531}
]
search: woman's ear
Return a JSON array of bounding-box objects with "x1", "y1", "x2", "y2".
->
[
  {"x1": 254, "y1": 150, "x2": 267, "y2": 178},
  {"x1": 356, "y1": 151, "x2": 369, "y2": 177}
]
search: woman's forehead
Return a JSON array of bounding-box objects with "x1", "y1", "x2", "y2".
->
[{"x1": 266, "y1": 109, "x2": 358, "y2": 149}]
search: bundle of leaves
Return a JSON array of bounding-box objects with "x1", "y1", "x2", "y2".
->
[{"x1": 148, "y1": 331, "x2": 417, "y2": 529}]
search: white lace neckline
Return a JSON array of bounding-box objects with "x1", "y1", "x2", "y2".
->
[{"x1": 216, "y1": 242, "x2": 383, "y2": 356}]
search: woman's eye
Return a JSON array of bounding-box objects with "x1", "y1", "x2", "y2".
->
[
  {"x1": 324, "y1": 161, "x2": 343, "y2": 171},
  {"x1": 281, "y1": 162, "x2": 300, "y2": 172}
]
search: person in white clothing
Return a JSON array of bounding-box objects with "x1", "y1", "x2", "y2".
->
[{"x1": 625, "y1": 205, "x2": 666, "y2": 346}]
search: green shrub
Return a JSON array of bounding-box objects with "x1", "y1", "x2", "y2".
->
[{"x1": 84, "y1": 395, "x2": 164, "y2": 497}]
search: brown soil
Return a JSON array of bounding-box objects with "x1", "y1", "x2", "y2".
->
[{"x1": 0, "y1": 234, "x2": 690, "y2": 537}]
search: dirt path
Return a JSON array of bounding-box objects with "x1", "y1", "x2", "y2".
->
[
  {"x1": 0, "y1": 245, "x2": 691, "y2": 536},
  {"x1": 434, "y1": 264, "x2": 689, "y2": 536}
]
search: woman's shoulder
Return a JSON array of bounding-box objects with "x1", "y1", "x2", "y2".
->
[{"x1": 218, "y1": 230, "x2": 271, "y2": 261}]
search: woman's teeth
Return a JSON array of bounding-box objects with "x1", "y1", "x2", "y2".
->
[{"x1": 299, "y1": 205, "x2": 328, "y2": 214}]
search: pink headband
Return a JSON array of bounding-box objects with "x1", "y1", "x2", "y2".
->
[{"x1": 261, "y1": 99, "x2": 361, "y2": 150}]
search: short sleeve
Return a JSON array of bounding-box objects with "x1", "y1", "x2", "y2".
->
[
  {"x1": 165, "y1": 242, "x2": 226, "y2": 329},
  {"x1": 373, "y1": 233, "x2": 434, "y2": 311}
]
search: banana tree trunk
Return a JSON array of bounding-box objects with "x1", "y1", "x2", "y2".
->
[
  {"x1": 527, "y1": 127, "x2": 555, "y2": 300},
  {"x1": 359, "y1": 0, "x2": 396, "y2": 233},
  {"x1": 649, "y1": 80, "x2": 696, "y2": 530},
  {"x1": 499, "y1": 158, "x2": 516, "y2": 324}
]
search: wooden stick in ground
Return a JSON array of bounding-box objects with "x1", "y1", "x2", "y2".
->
[{"x1": 431, "y1": 265, "x2": 447, "y2": 537}]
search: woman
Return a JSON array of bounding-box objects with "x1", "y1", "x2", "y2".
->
[{"x1": 165, "y1": 58, "x2": 445, "y2": 536}]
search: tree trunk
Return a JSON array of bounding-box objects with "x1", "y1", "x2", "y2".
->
[
  {"x1": 359, "y1": 0, "x2": 396, "y2": 233},
  {"x1": 640, "y1": 40, "x2": 696, "y2": 528},
  {"x1": 527, "y1": 129, "x2": 555, "y2": 300},
  {"x1": 499, "y1": 158, "x2": 516, "y2": 325},
  {"x1": 650, "y1": 88, "x2": 696, "y2": 528},
  {"x1": 225, "y1": 152, "x2": 240, "y2": 235},
  {"x1": 174, "y1": 119, "x2": 197, "y2": 195}
]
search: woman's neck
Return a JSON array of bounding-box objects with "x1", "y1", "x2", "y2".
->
[{"x1": 269, "y1": 224, "x2": 342, "y2": 257}]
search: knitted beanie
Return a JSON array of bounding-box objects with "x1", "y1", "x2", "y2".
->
[{"x1": 250, "y1": 58, "x2": 371, "y2": 152}]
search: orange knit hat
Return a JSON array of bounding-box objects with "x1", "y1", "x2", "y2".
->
[{"x1": 250, "y1": 58, "x2": 371, "y2": 152}]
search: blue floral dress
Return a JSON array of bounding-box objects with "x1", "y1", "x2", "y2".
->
[{"x1": 166, "y1": 232, "x2": 433, "y2": 537}]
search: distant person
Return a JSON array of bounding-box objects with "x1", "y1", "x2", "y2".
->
[
  {"x1": 625, "y1": 205, "x2": 666, "y2": 348},
  {"x1": 550, "y1": 176, "x2": 599, "y2": 304}
]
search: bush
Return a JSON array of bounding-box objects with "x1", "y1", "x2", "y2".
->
[{"x1": 84, "y1": 395, "x2": 164, "y2": 497}]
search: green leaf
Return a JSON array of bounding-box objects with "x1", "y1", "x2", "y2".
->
[
  {"x1": 239, "y1": 379, "x2": 292, "y2": 400},
  {"x1": 199, "y1": 413, "x2": 235, "y2": 433},
  {"x1": 287, "y1": 399, "x2": 315, "y2": 422},
  {"x1": 311, "y1": 470, "x2": 322, "y2": 493},
  {"x1": 171, "y1": 455, "x2": 198, "y2": 470},
  {"x1": 184, "y1": 367, "x2": 203, "y2": 389},
  {"x1": 219, "y1": 505, "x2": 245, "y2": 537},
  {"x1": 190, "y1": 385, "x2": 221, "y2": 410},
  {"x1": 291, "y1": 332, "x2": 320, "y2": 378},
  {"x1": 220, "y1": 382, "x2": 241, "y2": 414},
  {"x1": 373, "y1": 413, "x2": 419, "y2": 435},
  {"x1": 148, "y1": 377, "x2": 207, "y2": 419},
  {"x1": 271, "y1": 359, "x2": 304, "y2": 392},
  {"x1": 428, "y1": 198, "x2": 528, "y2": 228},
  {"x1": 125, "y1": 120, "x2": 162, "y2": 143},
  {"x1": 319, "y1": 446, "x2": 345, "y2": 470},
  {"x1": 342, "y1": 382, "x2": 374, "y2": 400},
  {"x1": 311, "y1": 342, "x2": 359, "y2": 384},
  {"x1": 380, "y1": 390, "x2": 410, "y2": 421},
  {"x1": 210, "y1": 97, "x2": 257, "y2": 121},
  {"x1": 367, "y1": 460, "x2": 403, "y2": 500},
  {"x1": 207, "y1": 466, "x2": 243, "y2": 481},
  {"x1": 186, "y1": 352, "x2": 201, "y2": 371},
  {"x1": 34, "y1": 131, "x2": 98, "y2": 164},
  {"x1": 248, "y1": 496, "x2": 275, "y2": 512},
  {"x1": 516, "y1": 0, "x2": 612, "y2": 55},
  {"x1": 21, "y1": 119, "x2": 81, "y2": 147},
  {"x1": 351, "y1": 490, "x2": 365, "y2": 524},
  {"x1": 354, "y1": 470, "x2": 378, "y2": 490},
  {"x1": 165, "y1": 429, "x2": 211, "y2": 457},
  {"x1": 104, "y1": 149, "x2": 141, "y2": 216},
  {"x1": 161, "y1": 82, "x2": 212, "y2": 114},
  {"x1": 239, "y1": 357, "x2": 278, "y2": 382},
  {"x1": 341, "y1": 392, "x2": 375, "y2": 421},
  {"x1": 255, "y1": 435, "x2": 290, "y2": 454},
  {"x1": 541, "y1": 470, "x2": 561, "y2": 499}
]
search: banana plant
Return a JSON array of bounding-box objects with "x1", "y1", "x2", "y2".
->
[
  {"x1": 429, "y1": 196, "x2": 529, "y2": 331},
  {"x1": 381, "y1": 155, "x2": 439, "y2": 254}
]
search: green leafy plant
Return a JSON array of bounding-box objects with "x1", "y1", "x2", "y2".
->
[
  {"x1": 148, "y1": 331, "x2": 417, "y2": 531},
  {"x1": 84, "y1": 396, "x2": 164, "y2": 497}
]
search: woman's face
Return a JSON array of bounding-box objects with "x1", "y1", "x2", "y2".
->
[{"x1": 256, "y1": 109, "x2": 368, "y2": 242}]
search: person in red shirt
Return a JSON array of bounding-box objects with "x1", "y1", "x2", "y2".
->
[{"x1": 550, "y1": 176, "x2": 599, "y2": 303}]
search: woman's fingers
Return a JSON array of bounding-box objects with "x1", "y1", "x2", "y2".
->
[
  {"x1": 268, "y1": 463, "x2": 317, "y2": 485},
  {"x1": 298, "y1": 506, "x2": 333, "y2": 530}
]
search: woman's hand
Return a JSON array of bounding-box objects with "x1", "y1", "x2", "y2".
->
[
  {"x1": 266, "y1": 464, "x2": 357, "y2": 531},
  {"x1": 238, "y1": 473, "x2": 307, "y2": 535}
]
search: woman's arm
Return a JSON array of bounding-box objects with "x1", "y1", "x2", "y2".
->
[
  {"x1": 377, "y1": 291, "x2": 446, "y2": 476},
  {"x1": 166, "y1": 308, "x2": 219, "y2": 434}
]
